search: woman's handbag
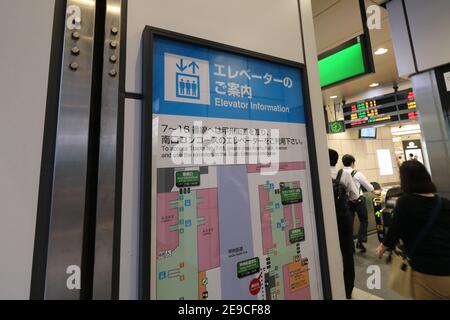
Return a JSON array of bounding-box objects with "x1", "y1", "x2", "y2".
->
[
  {"x1": 388, "y1": 197, "x2": 443, "y2": 298},
  {"x1": 389, "y1": 243, "x2": 413, "y2": 297}
]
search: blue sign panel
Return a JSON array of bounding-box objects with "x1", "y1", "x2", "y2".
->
[{"x1": 152, "y1": 36, "x2": 306, "y2": 124}]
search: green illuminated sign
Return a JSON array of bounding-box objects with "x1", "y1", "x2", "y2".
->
[
  {"x1": 281, "y1": 188, "x2": 302, "y2": 206},
  {"x1": 289, "y1": 227, "x2": 305, "y2": 244},
  {"x1": 328, "y1": 121, "x2": 346, "y2": 134},
  {"x1": 176, "y1": 170, "x2": 200, "y2": 188},
  {"x1": 318, "y1": 42, "x2": 366, "y2": 87},
  {"x1": 237, "y1": 257, "x2": 260, "y2": 278}
]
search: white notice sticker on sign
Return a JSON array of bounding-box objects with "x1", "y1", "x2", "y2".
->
[{"x1": 444, "y1": 72, "x2": 450, "y2": 92}]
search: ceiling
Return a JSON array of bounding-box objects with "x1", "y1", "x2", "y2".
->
[{"x1": 312, "y1": 0, "x2": 410, "y2": 104}]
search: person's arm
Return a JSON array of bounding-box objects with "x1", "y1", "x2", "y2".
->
[
  {"x1": 355, "y1": 172, "x2": 375, "y2": 193},
  {"x1": 376, "y1": 197, "x2": 406, "y2": 258},
  {"x1": 382, "y1": 198, "x2": 406, "y2": 248}
]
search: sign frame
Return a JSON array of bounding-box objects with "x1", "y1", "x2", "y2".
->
[{"x1": 140, "y1": 26, "x2": 332, "y2": 300}]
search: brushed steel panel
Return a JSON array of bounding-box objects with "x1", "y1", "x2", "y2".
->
[
  {"x1": 412, "y1": 72, "x2": 448, "y2": 142},
  {"x1": 45, "y1": 0, "x2": 96, "y2": 299},
  {"x1": 92, "y1": 0, "x2": 123, "y2": 300},
  {"x1": 412, "y1": 71, "x2": 450, "y2": 198},
  {"x1": 425, "y1": 141, "x2": 450, "y2": 195}
]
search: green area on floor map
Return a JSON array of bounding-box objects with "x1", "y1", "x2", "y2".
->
[
  {"x1": 176, "y1": 170, "x2": 200, "y2": 188},
  {"x1": 237, "y1": 257, "x2": 260, "y2": 278},
  {"x1": 289, "y1": 227, "x2": 305, "y2": 244},
  {"x1": 281, "y1": 188, "x2": 302, "y2": 205}
]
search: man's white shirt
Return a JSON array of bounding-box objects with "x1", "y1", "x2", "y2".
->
[
  {"x1": 331, "y1": 166, "x2": 360, "y2": 202},
  {"x1": 343, "y1": 167, "x2": 375, "y2": 195}
]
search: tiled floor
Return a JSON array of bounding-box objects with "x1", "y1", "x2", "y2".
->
[{"x1": 353, "y1": 234, "x2": 408, "y2": 300}]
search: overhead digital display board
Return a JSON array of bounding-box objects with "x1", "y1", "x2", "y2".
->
[
  {"x1": 140, "y1": 27, "x2": 330, "y2": 301},
  {"x1": 318, "y1": 35, "x2": 374, "y2": 88},
  {"x1": 343, "y1": 89, "x2": 419, "y2": 129},
  {"x1": 319, "y1": 42, "x2": 366, "y2": 87}
]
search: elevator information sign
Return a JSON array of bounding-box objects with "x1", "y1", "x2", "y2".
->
[{"x1": 146, "y1": 32, "x2": 324, "y2": 301}]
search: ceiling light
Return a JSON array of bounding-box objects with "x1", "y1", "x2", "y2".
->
[
  {"x1": 375, "y1": 48, "x2": 389, "y2": 55},
  {"x1": 369, "y1": 83, "x2": 379, "y2": 88},
  {"x1": 330, "y1": 95, "x2": 338, "y2": 99}
]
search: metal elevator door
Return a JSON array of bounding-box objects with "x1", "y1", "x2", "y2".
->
[{"x1": 31, "y1": 0, "x2": 125, "y2": 300}]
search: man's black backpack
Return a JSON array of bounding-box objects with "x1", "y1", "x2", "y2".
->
[{"x1": 333, "y1": 169, "x2": 348, "y2": 214}]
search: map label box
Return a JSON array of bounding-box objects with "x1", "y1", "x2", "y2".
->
[
  {"x1": 281, "y1": 187, "x2": 303, "y2": 205},
  {"x1": 237, "y1": 257, "x2": 260, "y2": 278},
  {"x1": 289, "y1": 227, "x2": 305, "y2": 244},
  {"x1": 176, "y1": 170, "x2": 201, "y2": 188}
]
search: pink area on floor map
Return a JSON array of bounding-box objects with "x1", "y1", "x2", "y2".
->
[
  {"x1": 156, "y1": 192, "x2": 179, "y2": 254},
  {"x1": 259, "y1": 185, "x2": 273, "y2": 255},
  {"x1": 282, "y1": 264, "x2": 311, "y2": 300},
  {"x1": 197, "y1": 188, "x2": 220, "y2": 272},
  {"x1": 247, "y1": 162, "x2": 306, "y2": 173}
]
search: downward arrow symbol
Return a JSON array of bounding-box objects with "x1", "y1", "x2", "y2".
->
[{"x1": 176, "y1": 59, "x2": 188, "y2": 72}]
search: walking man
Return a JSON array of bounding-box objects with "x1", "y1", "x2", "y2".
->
[
  {"x1": 342, "y1": 154, "x2": 375, "y2": 253},
  {"x1": 330, "y1": 149, "x2": 359, "y2": 299}
]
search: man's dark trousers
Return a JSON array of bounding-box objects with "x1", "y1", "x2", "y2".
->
[
  {"x1": 336, "y1": 209, "x2": 355, "y2": 299},
  {"x1": 349, "y1": 196, "x2": 369, "y2": 243}
]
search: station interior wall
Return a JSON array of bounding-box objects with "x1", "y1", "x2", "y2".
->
[
  {"x1": 0, "y1": 0, "x2": 56, "y2": 300},
  {"x1": 0, "y1": 0, "x2": 364, "y2": 300},
  {"x1": 327, "y1": 127, "x2": 400, "y2": 187}
]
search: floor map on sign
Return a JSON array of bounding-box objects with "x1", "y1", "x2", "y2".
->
[{"x1": 155, "y1": 162, "x2": 318, "y2": 300}]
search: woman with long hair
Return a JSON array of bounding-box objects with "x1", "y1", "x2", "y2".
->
[{"x1": 376, "y1": 160, "x2": 450, "y2": 299}]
